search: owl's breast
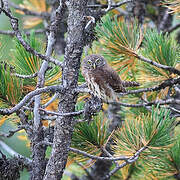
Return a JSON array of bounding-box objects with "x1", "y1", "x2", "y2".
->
[{"x1": 84, "y1": 71, "x2": 116, "y2": 102}]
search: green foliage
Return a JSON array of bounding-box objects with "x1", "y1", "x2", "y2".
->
[
  {"x1": 12, "y1": 32, "x2": 41, "y2": 75},
  {"x1": 0, "y1": 63, "x2": 22, "y2": 105},
  {"x1": 71, "y1": 112, "x2": 111, "y2": 161},
  {"x1": 141, "y1": 29, "x2": 179, "y2": 78},
  {"x1": 94, "y1": 14, "x2": 143, "y2": 81},
  {"x1": 135, "y1": 136, "x2": 180, "y2": 179},
  {"x1": 112, "y1": 107, "x2": 175, "y2": 157},
  {"x1": 96, "y1": 15, "x2": 142, "y2": 57}
]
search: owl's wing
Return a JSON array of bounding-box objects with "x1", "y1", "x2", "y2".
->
[{"x1": 95, "y1": 66, "x2": 126, "y2": 93}]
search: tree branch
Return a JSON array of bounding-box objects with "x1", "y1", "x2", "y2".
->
[
  {"x1": 0, "y1": 5, "x2": 62, "y2": 67},
  {"x1": 0, "y1": 126, "x2": 25, "y2": 137},
  {"x1": 136, "y1": 54, "x2": 180, "y2": 76},
  {"x1": 87, "y1": 0, "x2": 132, "y2": 10},
  {"x1": 44, "y1": 0, "x2": 87, "y2": 179},
  {"x1": 70, "y1": 147, "x2": 129, "y2": 161},
  {"x1": 39, "y1": 108, "x2": 84, "y2": 117},
  {"x1": 125, "y1": 77, "x2": 180, "y2": 95},
  {"x1": 8, "y1": 0, "x2": 50, "y2": 19},
  {"x1": 0, "y1": 140, "x2": 32, "y2": 164},
  {"x1": 110, "y1": 98, "x2": 180, "y2": 108},
  {"x1": 0, "y1": 85, "x2": 63, "y2": 115},
  {"x1": 166, "y1": 23, "x2": 180, "y2": 33},
  {"x1": 13, "y1": 72, "x2": 38, "y2": 79},
  {"x1": 0, "y1": 29, "x2": 45, "y2": 36},
  {"x1": 103, "y1": 146, "x2": 147, "y2": 179}
]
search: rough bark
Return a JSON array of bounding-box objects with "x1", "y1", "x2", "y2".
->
[{"x1": 43, "y1": 0, "x2": 87, "y2": 179}]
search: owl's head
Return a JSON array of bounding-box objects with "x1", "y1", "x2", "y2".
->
[{"x1": 82, "y1": 54, "x2": 106, "y2": 70}]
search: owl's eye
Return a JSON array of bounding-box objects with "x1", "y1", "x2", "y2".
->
[
  {"x1": 96, "y1": 58, "x2": 101, "y2": 64},
  {"x1": 87, "y1": 61, "x2": 92, "y2": 65}
]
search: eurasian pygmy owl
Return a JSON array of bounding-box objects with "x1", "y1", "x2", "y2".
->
[{"x1": 82, "y1": 54, "x2": 139, "y2": 102}]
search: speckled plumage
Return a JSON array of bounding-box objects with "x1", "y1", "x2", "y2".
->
[
  {"x1": 82, "y1": 55, "x2": 125, "y2": 102},
  {"x1": 82, "y1": 54, "x2": 140, "y2": 102}
]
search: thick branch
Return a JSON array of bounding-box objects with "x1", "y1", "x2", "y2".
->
[{"x1": 0, "y1": 140, "x2": 32, "y2": 164}]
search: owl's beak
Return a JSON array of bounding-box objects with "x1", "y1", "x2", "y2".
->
[{"x1": 93, "y1": 63, "x2": 96, "y2": 69}]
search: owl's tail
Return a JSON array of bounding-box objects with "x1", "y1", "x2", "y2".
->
[{"x1": 122, "y1": 81, "x2": 140, "y2": 87}]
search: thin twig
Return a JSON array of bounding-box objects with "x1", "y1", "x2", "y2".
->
[
  {"x1": 102, "y1": 147, "x2": 119, "y2": 167},
  {"x1": 0, "y1": 7, "x2": 62, "y2": 67},
  {"x1": 169, "y1": 107, "x2": 180, "y2": 114},
  {"x1": 0, "y1": 29, "x2": 45, "y2": 36},
  {"x1": 39, "y1": 108, "x2": 84, "y2": 117},
  {"x1": 136, "y1": 54, "x2": 180, "y2": 76},
  {"x1": 0, "y1": 126, "x2": 25, "y2": 137},
  {"x1": 87, "y1": 0, "x2": 132, "y2": 10},
  {"x1": 8, "y1": 0, "x2": 50, "y2": 19},
  {"x1": 13, "y1": 72, "x2": 38, "y2": 79},
  {"x1": 158, "y1": 9, "x2": 169, "y2": 32},
  {"x1": 103, "y1": 146, "x2": 147, "y2": 179},
  {"x1": 106, "y1": 0, "x2": 112, "y2": 12},
  {"x1": 110, "y1": 98, "x2": 180, "y2": 108},
  {"x1": 69, "y1": 147, "x2": 129, "y2": 161},
  {"x1": 0, "y1": 85, "x2": 63, "y2": 115},
  {"x1": 85, "y1": 16, "x2": 95, "y2": 29},
  {"x1": 75, "y1": 161, "x2": 94, "y2": 180}
]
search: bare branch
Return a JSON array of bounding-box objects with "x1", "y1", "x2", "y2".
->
[
  {"x1": 169, "y1": 107, "x2": 180, "y2": 114},
  {"x1": 0, "y1": 6, "x2": 62, "y2": 67},
  {"x1": 158, "y1": 9, "x2": 169, "y2": 32},
  {"x1": 13, "y1": 72, "x2": 38, "y2": 79},
  {"x1": 87, "y1": 0, "x2": 132, "y2": 10},
  {"x1": 0, "y1": 85, "x2": 63, "y2": 115},
  {"x1": 166, "y1": 23, "x2": 180, "y2": 33},
  {"x1": 125, "y1": 77, "x2": 180, "y2": 95},
  {"x1": 39, "y1": 108, "x2": 84, "y2": 117},
  {"x1": 110, "y1": 98, "x2": 180, "y2": 108},
  {"x1": 76, "y1": 78, "x2": 180, "y2": 95},
  {"x1": 103, "y1": 146, "x2": 147, "y2": 179},
  {"x1": 136, "y1": 54, "x2": 180, "y2": 76},
  {"x1": 42, "y1": 93, "x2": 59, "y2": 108},
  {"x1": 69, "y1": 147, "x2": 129, "y2": 161},
  {"x1": 0, "y1": 29, "x2": 45, "y2": 36},
  {"x1": 8, "y1": 0, "x2": 50, "y2": 19},
  {"x1": 106, "y1": 0, "x2": 112, "y2": 12},
  {"x1": 0, "y1": 126, "x2": 24, "y2": 137},
  {"x1": 0, "y1": 140, "x2": 32, "y2": 163},
  {"x1": 102, "y1": 147, "x2": 119, "y2": 167},
  {"x1": 85, "y1": 16, "x2": 95, "y2": 29}
]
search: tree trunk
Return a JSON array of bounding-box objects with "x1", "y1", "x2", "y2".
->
[{"x1": 43, "y1": 0, "x2": 87, "y2": 179}]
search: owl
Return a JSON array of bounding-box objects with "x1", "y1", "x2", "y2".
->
[{"x1": 82, "y1": 54, "x2": 139, "y2": 102}]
